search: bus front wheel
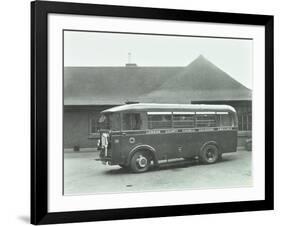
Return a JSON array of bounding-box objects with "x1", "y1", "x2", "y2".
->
[
  {"x1": 200, "y1": 144, "x2": 219, "y2": 164},
  {"x1": 130, "y1": 151, "x2": 151, "y2": 173}
]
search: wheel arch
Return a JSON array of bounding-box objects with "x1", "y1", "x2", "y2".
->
[{"x1": 199, "y1": 140, "x2": 222, "y2": 156}]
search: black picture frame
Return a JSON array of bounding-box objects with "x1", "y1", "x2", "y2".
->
[{"x1": 31, "y1": 1, "x2": 274, "y2": 225}]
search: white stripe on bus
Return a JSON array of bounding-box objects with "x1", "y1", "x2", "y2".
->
[
  {"x1": 173, "y1": 112, "x2": 195, "y2": 115},
  {"x1": 216, "y1": 112, "x2": 229, "y2": 114},
  {"x1": 147, "y1": 111, "x2": 228, "y2": 115},
  {"x1": 196, "y1": 112, "x2": 216, "y2": 114},
  {"x1": 147, "y1": 112, "x2": 172, "y2": 115}
]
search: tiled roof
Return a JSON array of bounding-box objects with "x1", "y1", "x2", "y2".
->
[
  {"x1": 64, "y1": 55, "x2": 251, "y2": 106},
  {"x1": 64, "y1": 66, "x2": 182, "y2": 105}
]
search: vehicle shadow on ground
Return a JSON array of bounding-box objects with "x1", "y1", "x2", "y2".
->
[{"x1": 103, "y1": 156, "x2": 236, "y2": 175}]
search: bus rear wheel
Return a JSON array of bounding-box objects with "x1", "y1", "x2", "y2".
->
[
  {"x1": 130, "y1": 151, "x2": 151, "y2": 173},
  {"x1": 200, "y1": 144, "x2": 219, "y2": 164}
]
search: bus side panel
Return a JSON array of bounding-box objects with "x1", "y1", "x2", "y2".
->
[
  {"x1": 109, "y1": 129, "x2": 237, "y2": 165},
  {"x1": 109, "y1": 132, "x2": 164, "y2": 165},
  {"x1": 135, "y1": 133, "x2": 177, "y2": 160},
  {"x1": 184, "y1": 130, "x2": 237, "y2": 157},
  {"x1": 165, "y1": 132, "x2": 197, "y2": 158},
  {"x1": 109, "y1": 134, "x2": 125, "y2": 165},
  {"x1": 140, "y1": 132, "x2": 198, "y2": 160},
  {"x1": 114, "y1": 133, "x2": 181, "y2": 162},
  {"x1": 141, "y1": 130, "x2": 238, "y2": 159}
]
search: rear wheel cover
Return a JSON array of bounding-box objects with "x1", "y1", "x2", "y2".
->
[{"x1": 201, "y1": 144, "x2": 219, "y2": 164}]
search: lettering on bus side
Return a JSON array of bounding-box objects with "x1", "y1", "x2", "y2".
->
[
  {"x1": 164, "y1": 129, "x2": 178, "y2": 134},
  {"x1": 181, "y1": 128, "x2": 194, "y2": 133},
  {"x1": 197, "y1": 127, "x2": 215, "y2": 132},
  {"x1": 218, "y1": 127, "x2": 233, "y2": 131},
  {"x1": 146, "y1": 130, "x2": 161, "y2": 134},
  {"x1": 145, "y1": 127, "x2": 234, "y2": 135}
]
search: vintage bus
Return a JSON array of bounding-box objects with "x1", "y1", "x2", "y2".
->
[{"x1": 97, "y1": 103, "x2": 238, "y2": 173}]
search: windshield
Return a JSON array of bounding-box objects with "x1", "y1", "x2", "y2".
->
[{"x1": 98, "y1": 113, "x2": 120, "y2": 131}]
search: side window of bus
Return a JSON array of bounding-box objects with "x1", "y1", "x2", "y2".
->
[
  {"x1": 122, "y1": 113, "x2": 142, "y2": 130},
  {"x1": 196, "y1": 114, "x2": 218, "y2": 127},
  {"x1": 148, "y1": 114, "x2": 172, "y2": 129},
  {"x1": 111, "y1": 113, "x2": 121, "y2": 131},
  {"x1": 173, "y1": 114, "x2": 195, "y2": 128},
  {"x1": 220, "y1": 114, "x2": 232, "y2": 127}
]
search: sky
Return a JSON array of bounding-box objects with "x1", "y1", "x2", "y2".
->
[{"x1": 64, "y1": 30, "x2": 253, "y2": 89}]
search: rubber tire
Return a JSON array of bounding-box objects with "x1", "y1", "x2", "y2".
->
[
  {"x1": 200, "y1": 144, "x2": 220, "y2": 164},
  {"x1": 130, "y1": 151, "x2": 151, "y2": 173}
]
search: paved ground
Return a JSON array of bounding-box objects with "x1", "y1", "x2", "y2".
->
[{"x1": 64, "y1": 150, "x2": 252, "y2": 195}]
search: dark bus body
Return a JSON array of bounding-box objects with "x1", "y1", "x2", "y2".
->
[{"x1": 97, "y1": 103, "x2": 238, "y2": 173}]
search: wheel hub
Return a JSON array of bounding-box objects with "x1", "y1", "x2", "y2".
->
[
  {"x1": 207, "y1": 150, "x2": 215, "y2": 161},
  {"x1": 136, "y1": 155, "x2": 147, "y2": 168}
]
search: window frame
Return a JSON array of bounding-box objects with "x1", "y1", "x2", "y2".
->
[
  {"x1": 89, "y1": 112, "x2": 99, "y2": 135},
  {"x1": 172, "y1": 112, "x2": 195, "y2": 129},
  {"x1": 195, "y1": 112, "x2": 219, "y2": 128},
  {"x1": 147, "y1": 112, "x2": 173, "y2": 129},
  {"x1": 121, "y1": 112, "x2": 144, "y2": 131}
]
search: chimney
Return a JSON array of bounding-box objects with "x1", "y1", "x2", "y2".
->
[{"x1": 125, "y1": 52, "x2": 137, "y2": 67}]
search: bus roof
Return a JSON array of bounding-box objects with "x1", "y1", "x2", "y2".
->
[{"x1": 102, "y1": 103, "x2": 236, "y2": 113}]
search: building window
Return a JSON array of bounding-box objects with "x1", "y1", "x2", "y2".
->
[
  {"x1": 89, "y1": 114, "x2": 99, "y2": 134},
  {"x1": 238, "y1": 114, "x2": 252, "y2": 131},
  {"x1": 148, "y1": 114, "x2": 172, "y2": 129},
  {"x1": 236, "y1": 106, "x2": 252, "y2": 131}
]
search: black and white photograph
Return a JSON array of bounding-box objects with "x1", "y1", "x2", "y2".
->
[
  {"x1": 63, "y1": 30, "x2": 253, "y2": 195},
  {"x1": 29, "y1": 1, "x2": 273, "y2": 224}
]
